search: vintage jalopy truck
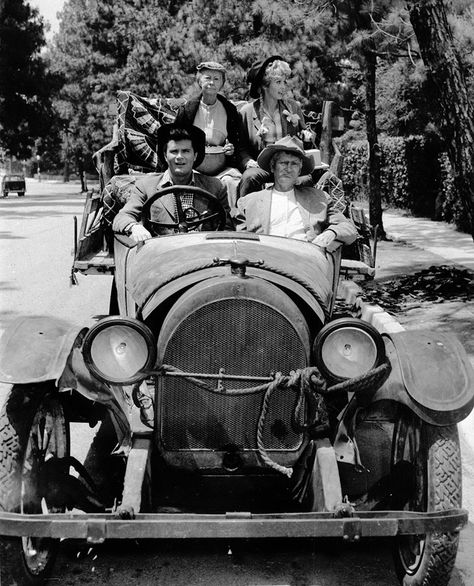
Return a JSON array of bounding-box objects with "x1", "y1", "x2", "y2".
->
[{"x1": 0, "y1": 91, "x2": 472, "y2": 586}]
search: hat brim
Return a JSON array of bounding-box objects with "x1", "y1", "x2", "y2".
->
[
  {"x1": 196, "y1": 62, "x2": 226, "y2": 73},
  {"x1": 248, "y1": 55, "x2": 286, "y2": 99},
  {"x1": 156, "y1": 123, "x2": 206, "y2": 168},
  {"x1": 257, "y1": 145, "x2": 315, "y2": 175}
]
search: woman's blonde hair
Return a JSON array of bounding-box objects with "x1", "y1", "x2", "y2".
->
[{"x1": 262, "y1": 60, "x2": 291, "y2": 87}]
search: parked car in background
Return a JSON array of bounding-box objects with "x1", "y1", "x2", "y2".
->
[{"x1": 1, "y1": 174, "x2": 26, "y2": 197}]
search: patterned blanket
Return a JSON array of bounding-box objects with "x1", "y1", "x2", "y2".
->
[{"x1": 114, "y1": 91, "x2": 186, "y2": 174}]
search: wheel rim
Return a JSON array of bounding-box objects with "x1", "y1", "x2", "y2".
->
[
  {"x1": 21, "y1": 397, "x2": 68, "y2": 575},
  {"x1": 394, "y1": 413, "x2": 427, "y2": 576}
]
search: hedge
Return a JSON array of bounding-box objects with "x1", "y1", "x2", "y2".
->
[{"x1": 339, "y1": 135, "x2": 468, "y2": 231}]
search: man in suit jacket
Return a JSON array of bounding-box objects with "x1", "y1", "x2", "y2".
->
[
  {"x1": 113, "y1": 123, "x2": 234, "y2": 242},
  {"x1": 235, "y1": 136, "x2": 357, "y2": 252}
]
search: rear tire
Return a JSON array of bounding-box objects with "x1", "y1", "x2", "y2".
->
[
  {"x1": 0, "y1": 384, "x2": 69, "y2": 585},
  {"x1": 18, "y1": 191, "x2": 25, "y2": 197},
  {"x1": 391, "y1": 409, "x2": 461, "y2": 586}
]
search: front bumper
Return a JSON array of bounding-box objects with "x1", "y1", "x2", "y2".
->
[{"x1": 0, "y1": 509, "x2": 467, "y2": 544}]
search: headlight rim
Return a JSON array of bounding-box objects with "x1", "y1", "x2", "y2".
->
[
  {"x1": 82, "y1": 316, "x2": 156, "y2": 385},
  {"x1": 313, "y1": 317, "x2": 386, "y2": 383}
]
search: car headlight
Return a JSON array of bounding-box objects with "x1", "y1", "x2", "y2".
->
[
  {"x1": 82, "y1": 317, "x2": 156, "y2": 384},
  {"x1": 313, "y1": 318, "x2": 385, "y2": 382}
]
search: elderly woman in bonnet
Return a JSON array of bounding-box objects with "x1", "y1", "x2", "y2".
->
[
  {"x1": 238, "y1": 56, "x2": 315, "y2": 198},
  {"x1": 175, "y1": 61, "x2": 244, "y2": 213}
]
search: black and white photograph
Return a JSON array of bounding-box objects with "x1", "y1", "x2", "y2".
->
[{"x1": 0, "y1": 0, "x2": 473, "y2": 584}]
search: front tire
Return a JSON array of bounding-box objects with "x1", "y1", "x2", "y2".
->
[
  {"x1": 391, "y1": 409, "x2": 461, "y2": 586},
  {"x1": 0, "y1": 384, "x2": 69, "y2": 585}
]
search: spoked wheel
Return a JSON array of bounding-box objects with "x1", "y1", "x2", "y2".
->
[
  {"x1": 391, "y1": 408, "x2": 461, "y2": 586},
  {"x1": 0, "y1": 384, "x2": 69, "y2": 585}
]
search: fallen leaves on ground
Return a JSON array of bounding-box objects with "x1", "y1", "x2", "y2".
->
[{"x1": 360, "y1": 265, "x2": 474, "y2": 313}]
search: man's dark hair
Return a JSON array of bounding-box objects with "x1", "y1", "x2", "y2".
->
[{"x1": 161, "y1": 127, "x2": 197, "y2": 155}]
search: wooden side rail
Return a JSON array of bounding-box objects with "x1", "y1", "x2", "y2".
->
[{"x1": 72, "y1": 189, "x2": 114, "y2": 277}]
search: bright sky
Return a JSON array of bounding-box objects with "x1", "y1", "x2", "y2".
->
[{"x1": 28, "y1": 0, "x2": 65, "y2": 36}]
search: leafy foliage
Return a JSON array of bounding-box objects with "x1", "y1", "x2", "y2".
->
[
  {"x1": 5, "y1": 0, "x2": 470, "y2": 230},
  {"x1": 0, "y1": 0, "x2": 58, "y2": 158},
  {"x1": 437, "y1": 154, "x2": 470, "y2": 232},
  {"x1": 339, "y1": 134, "x2": 468, "y2": 229}
]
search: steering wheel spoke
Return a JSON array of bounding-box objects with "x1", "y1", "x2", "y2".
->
[{"x1": 186, "y1": 211, "x2": 221, "y2": 228}]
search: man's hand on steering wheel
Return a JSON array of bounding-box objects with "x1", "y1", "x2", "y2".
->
[{"x1": 141, "y1": 185, "x2": 227, "y2": 238}]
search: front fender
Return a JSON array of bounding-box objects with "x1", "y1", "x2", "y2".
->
[
  {"x1": 375, "y1": 330, "x2": 474, "y2": 425},
  {"x1": 0, "y1": 316, "x2": 84, "y2": 384}
]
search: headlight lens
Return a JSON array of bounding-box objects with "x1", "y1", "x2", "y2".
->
[
  {"x1": 313, "y1": 318, "x2": 385, "y2": 382},
  {"x1": 82, "y1": 317, "x2": 156, "y2": 384}
]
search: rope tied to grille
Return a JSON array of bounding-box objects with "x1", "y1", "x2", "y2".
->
[
  {"x1": 256, "y1": 367, "x2": 327, "y2": 478},
  {"x1": 157, "y1": 360, "x2": 392, "y2": 478},
  {"x1": 158, "y1": 365, "x2": 329, "y2": 477}
]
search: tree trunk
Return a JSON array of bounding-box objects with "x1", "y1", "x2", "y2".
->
[
  {"x1": 63, "y1": 130, "x2": 70, "y2": 183},
  {"x1": 76, "y1": 158, "x2": 87, "y2": 193},
  {"x1": 363, "y1": 41, "x2": 385, "y2": 239},
  {"x1": 319, "y1": 101, "x2": 334, "y2": 165},
  {"x1": 408, "y1": 0, "x2": 474, "y2": 239},
  {"x1": 63, "y1": 160, "x2": 70, "y2": 183},
  {"x1": 80, "y1": 170, "x2": 87, "y2": 193}
]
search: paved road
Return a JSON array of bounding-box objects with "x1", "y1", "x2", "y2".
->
[
  {"x1": 0, "y1": 180, "x2": 473, "y2": 585},
  {"x1": 0, "y1": 179, "x2": 111, "y2": 332}
]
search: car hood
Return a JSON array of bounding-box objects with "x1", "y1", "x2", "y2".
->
[{"x1": 126, "y1": 232, "x2": 335, "y2": 315}]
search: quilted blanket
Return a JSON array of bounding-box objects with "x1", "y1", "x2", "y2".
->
[{"x1": 114, "y1": 91, "x2": 186, "y2": 174}]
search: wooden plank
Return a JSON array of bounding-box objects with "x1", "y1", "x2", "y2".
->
[
  {"x1": 75, "y1": 189, "x2": 110, "y2": 262},
  {"x1": 310, "y1": 438, "x2": 343, "y2": 512},
  {"x1": 341, "y1": 259, "x2": 376, "y2": 278},
  {"x1": 73, "y1": 249, "x2": 115, "y2": 274},
  {"x1": 120, "y1": 437, "x2": 152, "y2": 515}
]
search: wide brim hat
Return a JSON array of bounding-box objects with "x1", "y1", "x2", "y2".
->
[
  {"x1": 247, "y1": 55, "x2": 286, "y2": 99},
  {"x1": 156, "y1": 123, "x2": 206, "y2": 168},
  {"x1": 257, "y1": 135, "x2": 315, "y2": 175}
]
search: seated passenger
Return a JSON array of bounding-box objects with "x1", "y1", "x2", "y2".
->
[
  {"x1": 235, "y1": 136, "x2": 357, "y2": 252},
  {"x1": 175, "y1": 61, "x2": 244, "y2": 214},
  {"x1": 113, "y1": 123, "x2": 234, "y2": 242},
  {"x1": 238, "y1": 56, "x2": 315, "y2": 198}
]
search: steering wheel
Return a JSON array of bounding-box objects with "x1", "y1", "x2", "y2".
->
[{"x1": 142, "y1": 185, "x2": 227, "y2": 236}]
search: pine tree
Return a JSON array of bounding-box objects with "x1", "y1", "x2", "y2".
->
[{"x1": 0, "y1": 0, "x2": 56, "y2": 158}]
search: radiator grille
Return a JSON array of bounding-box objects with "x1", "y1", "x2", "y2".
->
[{"x1": 160, "y1": 298, "x2": 307, "y2": 452}]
